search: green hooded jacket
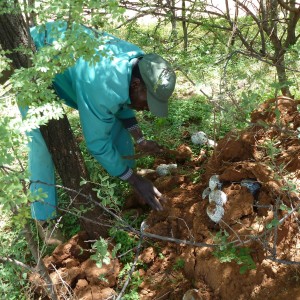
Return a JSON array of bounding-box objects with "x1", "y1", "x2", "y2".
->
[{"x1": 30, "y1": 21, "x2": 144, "y2": 176}]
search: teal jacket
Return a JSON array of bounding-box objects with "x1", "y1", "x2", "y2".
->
[{"x1": 30, "y1": 22, "x2": 144, "y2": 177}]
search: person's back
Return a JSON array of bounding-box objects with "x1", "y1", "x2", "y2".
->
[{"x1": 30, "y1": 21, "x2": 144, "y2": 112}]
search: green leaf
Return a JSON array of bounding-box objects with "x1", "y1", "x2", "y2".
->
[
  {"x1": 266, "y1": 219, "x2": 280, "y2": 229},
  {"x1": 239, "y1": 265, "x2": 248, "y2": 274},
  {"x1": 80, "y1": 179, "x2": 87, "y2": 186}
]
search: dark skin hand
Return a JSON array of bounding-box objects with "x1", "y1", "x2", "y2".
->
[{"x1": 127, "y1": 173, "x2": 166, "y2": 211}]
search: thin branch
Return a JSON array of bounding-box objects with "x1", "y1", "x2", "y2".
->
[
  {"x1": 50, "y1": 263, "x2": 73, "y2": 299},
  {"x1": 267, "y1": 257, "x2": 300, "y2": 265},
  {"x1": 167, "y1": 216, "x2": 195, "y2": 241},
  {"x1": 0, "y1": 255, "x2": 35, "y2": 272},
  {"x1": 234, "y1": 0, "x2": 267, "y2": 54},
  {"x1": 220, "y1": 219, "x2": 243, "y2": 245},
  {"x1": 233, "y1": 200, "x2": 300, "y2": 248},
  {"x1": 30, "y1": 180, "x2": 300, "y2": 268},
  {"x1": 219, "y1": 48, "x2": 300, "y2": 73},
  {"x1": 31, "y1": 180, "x2": 217, "y2": 248},
  {"x1": 278, "y1": 0, "x2": 300, "y2": 13}
]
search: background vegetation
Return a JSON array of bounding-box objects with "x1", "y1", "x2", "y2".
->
[{"x1": 0, "y1": 0, "x2": 299, "y2": 298}]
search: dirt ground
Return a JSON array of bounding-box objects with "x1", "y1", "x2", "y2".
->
[{"x1": 31, "y1": 96, "x2": 300, "y2": 300}]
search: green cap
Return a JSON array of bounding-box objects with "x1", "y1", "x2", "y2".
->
[{"x1": 138, "y1": 53, "x2": 176, "y2": 117}]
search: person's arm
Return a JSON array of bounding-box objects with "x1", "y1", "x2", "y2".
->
[
  {"x1": 116, "y1": 113, "x2": 165, "y2": 211},
  {"x1": 78, "y1": 103, "x2": 165, "y2": 211},
  {"x1": 78, "y1": 101, "x2": 130, "y2": 177},
  {"x1": 120, "y1": 116, "x2": 162, "y2": 153}
]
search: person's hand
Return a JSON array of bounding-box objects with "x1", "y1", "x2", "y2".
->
[
  {"x1": 136, "y1": 139, "x2": 162, "y2": 154},
  {"x1": 126, "y1": 173, "x2": 165, "y2": 211}
]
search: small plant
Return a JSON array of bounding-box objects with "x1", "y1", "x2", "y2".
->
[
  {"x1": 266, "y1": 218, "x2": 280, "y2": 229},
  {"x1": 0, "y1": 215, "x2": 32, "y2": 299},
  {"x1": 118, "y1": 261, "x2": 144, "y2": 300},
  {"x1": 262, "y1": 139, "x2": 281, "y2": 160},
  {"x1": 281, "y1": 180, "x2": 298, "y2": 194},
  {"x1": 90, "y1": 237, "x2": 120, "y2": 268},
  {"x1": 121, "y1": 210, "x2": 147, "y2": 230},
  {"x1": 136, "y1": 155, "x2": 155, "y2": 169},
  {"x1": 109, "y1": 228, "x2": 139, "y2": 263},
  {"x1": 213, "y1": 230, "x2": 256, "y2": 274},
  {"x1": 80, "y1": 174, "x2": 124, "y2": 211},
  {"x1": 191, "y1": 168, "x2": 205, "y2": 184},
  {"x1": 173, "y1": 258, "x2": 185, "y2": 270}
]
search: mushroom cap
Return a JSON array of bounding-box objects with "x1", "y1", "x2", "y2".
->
[
  {"x1": 209, "y1": 174, "x2": 220, "y2": 190},
  {"x1": 156, "y1": 164, "x2": 170, "y2": 176},
  {"x1": 202, "y1": 187, "x2": 211, "y2": 199},
  {"x1": 209, "y1": 190, "x2": 227, "y2": 206},
  {"x1": 207, "y1": 204, "x2": 224, "y2": 223},
  {"x1": 191, "y1": 131, "x2": 208, "y2": 145},
  {"x1": 156, "y1": 163, "x2": 177, "y2": 176}
]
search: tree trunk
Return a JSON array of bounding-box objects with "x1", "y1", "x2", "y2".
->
[
  {"x1": 182, "y1": 0, "x2": 188, "y2": 51},
  {"x1": 0, "y1": 12, "x2": 32, "y2": 68},
  {"x1": 0, "y1": 10, "x2": 109, "y2": 239},
  {"x1": 275, "y1": 59, "x2": 291, "y2": 97},
  {"x1": 167, "y1": 0, "x2": 177, "y2": 38},
  {"x1": 273, "y1": 49, "x2": 292, "y2": 97}
]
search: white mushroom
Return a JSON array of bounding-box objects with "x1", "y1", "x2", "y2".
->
[
  {"x1": 191, "y1": 131, "x2": 208, "y2": 145},
  {"x1": 191, "y1": 131, "x2": 217, "y2": 148},
  {"x1": 156, "y1": 164, "x2": 170, "y2": 176},
  {"x1": 202, "y1": 187, "x2": 211, "y2": 199},
  {"x1": 206, "y1": 204, "x2": 224, "y2": 223},
  {"x1": 209, "y1": 190, "x2": 227, "y2": 206},
  {"x1": 182, "y1": 289, "x2": 199, "y2": 300},
  {"x1": 207, "y1": 139, "x2": 218, "y2": 147},
  {"x1": 156, "y1": 163, "x2": 177, "y2": 176},
  {"x1": 140, "y1": 220, "x2": 148, "y2": 232},
  {"x1": 209, "y1": 174, "x2": 220, "y2": 190},
  {"x1": 167, "y1": 164, "x2": 177, "y2": 171}
]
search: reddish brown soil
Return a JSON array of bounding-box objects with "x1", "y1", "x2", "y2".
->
[{"x1": 31, "y1": 96, "x2": 300, "y2": 300}]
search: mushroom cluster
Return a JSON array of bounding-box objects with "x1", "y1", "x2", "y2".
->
[
  {"x1": 156, "y1": 163, "x2": 177, "y2": 176},
  {"x1": 191, "y1": 131, "x2": 217, "y2": 147},
  {"x1": 202, "y1": 175, "x2": 227, "y2": 223}
]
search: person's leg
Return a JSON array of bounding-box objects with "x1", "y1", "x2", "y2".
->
[
  {"x1": 28, "y1": 128, "x2": 58, "y2": 220},
  {"x1": 19, "y1": 106, "x2": 64, "y2": 245},
  {"x1": 111, "y1": 119, "x2": 135, "y2": 169},
  {"x1": 19, "y1": 106, "x2": 58, "y2": 220}
]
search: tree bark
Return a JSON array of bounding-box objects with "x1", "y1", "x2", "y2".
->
[
  {"x1": 273, "y1": 53, "x2": 291, "y2": 97},
  {"x1": 166, "y1": 0, "x2": 177, "y2": 37},
  {"x1": 182, "y1": 0, "x2": 188, "y2": 51},
  {"x1": 0, "y1": 10, "x2": 109, "y2": 239},
  {"x1": 0, "y1": 12, "x2": 32, "y2": 69}
]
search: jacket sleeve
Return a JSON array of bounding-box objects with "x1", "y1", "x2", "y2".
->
[
  {"x1": 77, "y1": 98, "x2": 131, "y2": 177},
  {"x1": 115, "y1": 105, "x2": 136, "y2": 120}
]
